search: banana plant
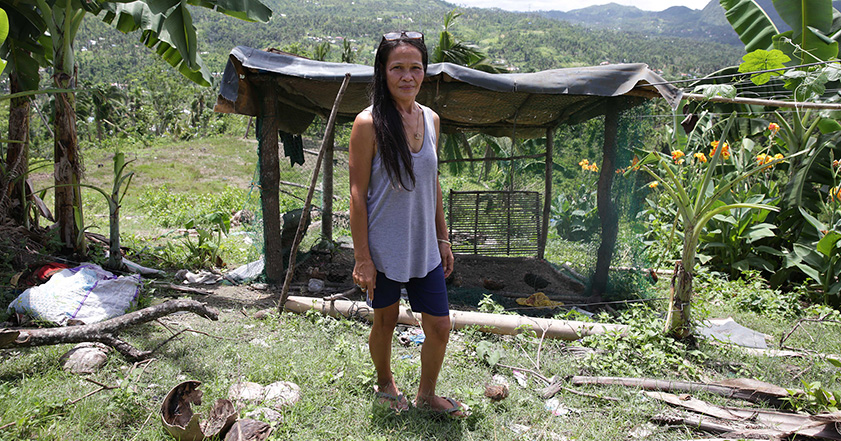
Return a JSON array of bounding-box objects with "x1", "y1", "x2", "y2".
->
[{"x1": 631, "y1": 113, "x2": 780, "y2": 338}]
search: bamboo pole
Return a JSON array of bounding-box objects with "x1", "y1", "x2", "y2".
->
[
  {"x1": 283, "y1": 296, "x2": 626, "y2": 340},
  {"x1": 279, "y1": 74, "x2": 352, "y2": 308},
  {"x1": 539, "y1": 127, "x2": 553, "y2": 259}
]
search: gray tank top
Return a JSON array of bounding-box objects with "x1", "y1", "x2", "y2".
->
[{"x1": 366, "y1": 104, "x2": 441, "y2": 283}]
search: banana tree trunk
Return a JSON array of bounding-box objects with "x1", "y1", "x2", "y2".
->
[
  {"x1": 665, "y1": 224, "x2": 696, "y2": 339},
  {"x1": 4, "y1": 73, "x2": 31, "y2": 225},
  {"x1": 53, "y1": 68, "x2": 85, "y2": 255}
]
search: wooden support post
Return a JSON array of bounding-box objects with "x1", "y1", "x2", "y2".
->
[
  {"x1": 539, "y1": 127, "x2": 553, "y2": 259},
  {"x1": 591, "y1": 106, "x2": 620, "y2": 297},
  {"x1": 321, "y1": 129, "x2": 334, "y2": 241},
  {"x1": 257, "y1": 82, "x2": 284, "y2": 283}
]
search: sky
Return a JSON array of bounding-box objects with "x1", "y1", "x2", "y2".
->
[{"x1": 451, "y1": 0, "x2": 711, "y2": 12}]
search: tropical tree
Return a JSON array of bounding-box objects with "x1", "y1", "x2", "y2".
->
[
  {"x1": 0, "y1": 0, "x2": 47, "y2": 226},
  {"x1": 431, "y1": 9, "x2": 505, "y2": 74},
  {"x1": 4, "y1": 0, "x2": 271, "y2": 253}
]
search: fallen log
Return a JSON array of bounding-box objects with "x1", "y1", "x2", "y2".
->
[
  {"x1": 0, "y1": 299, "x2": 218, "y2": 361},
  {"x1": 647, "y1": 391, "x2": 841, "y2": 440},
  {"x1": 283, "y1": 296, "x2": 626, "y2": 340},
  {"x1": 570, "y1": 376, "x2": 789, "y2": 407}
]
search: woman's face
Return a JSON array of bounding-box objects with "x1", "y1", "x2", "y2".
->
[{"x1": 384, "y1": 44, "x2": 424, "y2": 103}]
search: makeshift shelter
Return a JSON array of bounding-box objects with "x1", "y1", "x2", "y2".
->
[{"x1": 214, "y1": 46, "x2": 682, "y2": 295}]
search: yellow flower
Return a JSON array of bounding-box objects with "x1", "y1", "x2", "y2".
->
[
  {"x1": 756, "y1": 153, "x2": 771, "y2": 166},
  {"x1": 709, "y1": 141, "x2": 731, "y2": 160},
  {"x1": 694, "y1": 152, "x2": 707, "y2": 163},
  {"x1": 648, "y1": 181, "x2": 658, "y2": 189},
  {"x1": 579, "y1": 159, "x2": 590, "y2": 170},
  {"x1": 773, "y1": 153, "x2": 784, "y2": 161},
  {"x1": 831, "y1": 186, "x2": 841, "y2": 202},
  {"x1": 830, "y1": 186, "x2": 841, "y2": 202},
  {"x1": 768, "y1": 122, "x2": 780, "y2": 135},
  {"x1": 588, "y1": 163, "x2": 599, "y2": 172},
  {"x1": 671, "y1": 150, "x2": 684, "y2": 159}
]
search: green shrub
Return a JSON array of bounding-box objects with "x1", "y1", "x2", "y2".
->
[{"x1": 138, "y1": 185, "x2": 247, "y2": 228}]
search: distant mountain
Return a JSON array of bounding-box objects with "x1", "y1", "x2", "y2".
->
[{"x1": 539, "y1": 0, "x2": 841, "y2": 47}]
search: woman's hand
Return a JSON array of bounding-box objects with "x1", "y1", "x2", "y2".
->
[
  {"x1": 353, "y1": 258, "x2": 378, "y2": 301},
  {"x1": 439, "y1": 242, "x2": 454, "y2": 278}
]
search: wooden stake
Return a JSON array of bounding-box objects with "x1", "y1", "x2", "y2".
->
[{"x1": 279, "y1": 74, "x2": 352, "y2": 308}]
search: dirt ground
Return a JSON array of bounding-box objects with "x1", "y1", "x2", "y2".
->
[{"x1": 201, "y1": 247, "x2": 590, "y2": 314}]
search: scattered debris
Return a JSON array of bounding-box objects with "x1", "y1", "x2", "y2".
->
[
  {"x1": 1, "y1": 299, "x2": 219, "y2": 361},
  {"x1": 485, "y1": 375, "x2": 510, "y2": 402},
  {"x1": 161, "y1": 381, "x2": 237, "y2": 441},
  {"x1": 397, "y1": 328, "x2": 425, "y2": 346},
  {"x1": 59, "y1": 342, "x2": 110, "y2": 374},
  {"x1": 224, "y1": 419, "x2": 272, "y2": 441},
  {"x1": 544, "y1": 398, "x2": 576, "y2": 416},
  {"x1": 515, "y1": 292, "x2": 563, "y2": 307},
  {"x1": 7, "y1": 264, "x2": 140, "y2": 326},
  {"x1": 253, "y1": 309, "x2": 273, "y2": 320},
  {"x1": 570, "y1": 376, "x2": 791, "y2": 407},
  {"x1": 228, "y1": 381, "x2": 301, "y2": 410},
  {"x1": 697, "y1": 317, "x2": 771, "y2": 349},
  {"x1": 307, "y1": 278, "x2": 324, "y2": 293}
]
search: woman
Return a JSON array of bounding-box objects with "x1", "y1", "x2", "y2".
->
[{"x1": 349, "y1": 31, "x2": 465, "y2": 417}]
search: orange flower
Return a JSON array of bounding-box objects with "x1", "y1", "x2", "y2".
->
[
  {"x1": 830, "y1": 186, "x2": 841, "y2": 202},
  {"x1": 756, "y1": 153, "x2": 772, "y2": 166},
  {"x1": 773, "y1": 153, "x2": 784, "y2": 161},
  {"x1": 768, "y1": 122, "x2": 780, "y2": 135},
  {"x1": 579, "y1": 159, "x2": 590, "y2": 170},
  {"x1": 648, "y1": 181, "x2": 659, "y2": 189},
  {"x1": 834, "y1": 159, "x2": 840, "y2": 169},
  {"x1": 631, "y1": 155, "x2": 640, "y2": 170},
  {"x1": 588, "y1": 163, "x2": 599, "y2": 172},
  {"x1": 671, "y1": 150, "x2": 685, "y2": 163},
  {"x1": 710, "y1": 141, "x2": 731, "y2": 160},
  {"x1": 694, "y1": 152, "x2": 707, "y2": 163}
]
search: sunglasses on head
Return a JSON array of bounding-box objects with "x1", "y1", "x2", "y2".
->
[{"x1": 382, "y1": 31, "x2": 424, "y2": 42}]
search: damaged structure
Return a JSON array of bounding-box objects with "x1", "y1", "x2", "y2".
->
[{"x1": 214, "y1": 46, "x2": 681, "y2": 296}]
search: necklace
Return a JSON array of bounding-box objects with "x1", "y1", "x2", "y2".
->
[{"x1": 404, "y1": 104, "x2": 422, "y2": 140}]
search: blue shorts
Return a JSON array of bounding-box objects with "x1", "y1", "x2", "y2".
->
[{"x1": 371, "y1": 263, "x2": 449, "y2": 317}]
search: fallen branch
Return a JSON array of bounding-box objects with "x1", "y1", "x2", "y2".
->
[
  {"x1": 570, "y1": 376, "x2": 789, "y2": 407},
  {"x1": 539, "y1": 380, "x2": 621, "y2": 402},
  {"x1": 67, "y1": 378, "x2": 119, "y2": 405},
  {"x1": 1, "y1": 299, "x2": 218, "y2": 361},
  {"x1": 151, "y1": 281, "x2": 214, "y2": 296}
]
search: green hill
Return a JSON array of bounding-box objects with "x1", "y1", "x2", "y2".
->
[{"x1": 74, "y1": 0, "x2": 744, "y2": 86}]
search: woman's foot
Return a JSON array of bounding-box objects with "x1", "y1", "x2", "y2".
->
[
  {"x1": 414, "y1": 395, "x2": 469, "y2": 418},
  {"x1": 374, "y1": 384, "x2": 409, "y2": 412}
]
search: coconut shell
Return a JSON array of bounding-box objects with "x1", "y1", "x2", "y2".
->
[
  {"x1": 224, "y1": 419, "x2": 272, "y2": 441},
  {"x1": 161, "y1": 381, "x2": 238, "y2": 441}
]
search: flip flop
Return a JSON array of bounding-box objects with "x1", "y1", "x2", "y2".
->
[
  {"x1": 375, "y1": 390, "x2": 409, "y2": 412},
  {"x1": 414, "y1": 396, "x2": 470, "y2": 418}
]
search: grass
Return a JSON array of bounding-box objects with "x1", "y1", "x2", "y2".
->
[{"x1": 1, "y1": 278, "x2": 840, "y2": 440}]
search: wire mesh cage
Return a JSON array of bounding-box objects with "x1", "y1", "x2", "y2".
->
[{"x1": 448, "y1": 190, "x2": 541, "y2": 257}]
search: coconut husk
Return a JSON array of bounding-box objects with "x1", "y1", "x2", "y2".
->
[
  {"x1": 224, "y1": 419, "x2": 272, "y2": 441},
  {"x1": 161, "y1": 381, "x2": 237, "y2": 441}
]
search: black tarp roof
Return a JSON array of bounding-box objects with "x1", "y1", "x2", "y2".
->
[{"x1": 215, "y1": 46, "x2": 682, "y2": 138}]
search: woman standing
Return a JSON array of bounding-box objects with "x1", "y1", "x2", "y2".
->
[{"x1": 349, "y1": 31, "x2": 465, "y2": 417}]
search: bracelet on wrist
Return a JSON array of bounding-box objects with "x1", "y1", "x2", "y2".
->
[{"x1": 437, "y1": 238, "x2": 451, "y2": 246}]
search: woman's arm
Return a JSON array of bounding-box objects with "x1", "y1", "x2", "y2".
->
[
  {"x1": 432, "y1": 112, "x2": 454, "y2": 278},
  {"x1": 349, "y1": 111, "x2": 378, "y2": 298}
]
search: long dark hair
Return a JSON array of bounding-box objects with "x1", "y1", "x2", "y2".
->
[{"x1": 370, "y1": 34, "x2": 428, "y2": 190}]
